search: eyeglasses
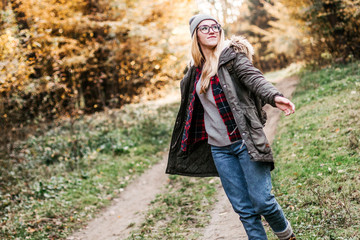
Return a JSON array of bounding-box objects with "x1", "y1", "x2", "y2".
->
[{"x1": 197, "y1": 24, "x2": 222, "y2": 34}]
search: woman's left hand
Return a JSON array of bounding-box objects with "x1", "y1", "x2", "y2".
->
[{"x1": 274, "y1": 96, "x2": 295, "y2": 116}]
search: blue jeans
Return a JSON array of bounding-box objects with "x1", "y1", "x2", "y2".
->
[{"x1": 211, "y1": 140, "x2": 288, "y2": 240}]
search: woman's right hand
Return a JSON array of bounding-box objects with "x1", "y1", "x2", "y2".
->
[{"x1": 274, "y1": 96, "x2": 295, "y2": 116}]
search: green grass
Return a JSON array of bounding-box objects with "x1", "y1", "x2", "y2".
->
[
  {"x1": 127, "y1": 176, "x2": 219, "y2": 240},
  {"x1": 0, "y1": 102, "x2": 178, "y2": 239},
  {"x1": 268, "y1": 62, "x2": 360, "y2": 239},
  {"x1": 1, "y1": 62, "x2": 359, "y2": 239}
]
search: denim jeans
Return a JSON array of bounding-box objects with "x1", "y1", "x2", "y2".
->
[{"x1": 211, "y1": 140, "x2": 289, "y2": 239}]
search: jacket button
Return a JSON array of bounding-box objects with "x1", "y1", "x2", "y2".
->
[
  {"x1": 248, "y1": 151, "x2": 251, "y2": 154},
  {"x1": 242, "y1": 133, "x2": 246, "y2": 136},
  {"x1": 223, "y1": 84, "x2": 227, "y2": 88}
]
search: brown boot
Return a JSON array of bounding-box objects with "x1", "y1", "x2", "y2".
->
[{"x1": 287, "y1": 233, "x2": 296, "y2": 240}]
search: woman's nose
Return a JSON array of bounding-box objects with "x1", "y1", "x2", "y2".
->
[{"x1": 209, "y1": 29, "x2": 216, "y2": 34}]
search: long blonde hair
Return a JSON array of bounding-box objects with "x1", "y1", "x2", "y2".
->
[{"x1": 191, "y1": 29, "x2": 225, "y2": 94}]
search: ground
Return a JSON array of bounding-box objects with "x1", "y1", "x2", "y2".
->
[{"x1": 68, "y1": 75, "x2": 299, "y2": 240}]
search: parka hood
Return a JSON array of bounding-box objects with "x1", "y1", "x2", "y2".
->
[
  {"x1": 223, "y1": 35, "x2": 254, "y2": 63},
  {"x1": 189, "y1": 35, "x2": 254, "y2": 67},
  {"x1": 227, "y1": 35, "x2": 254, "y2": 62}
]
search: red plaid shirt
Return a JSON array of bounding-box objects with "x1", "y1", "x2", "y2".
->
[{"x1": 181, "y1": 68, "x2": 241, "y2": 151}]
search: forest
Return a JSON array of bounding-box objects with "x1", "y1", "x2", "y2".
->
[
  {"x1": 1, "y1": 0, "x2": 359, "y2": 148},
  {"x1": 0, "y1": 0, "x2": 359, "y2": 239}
]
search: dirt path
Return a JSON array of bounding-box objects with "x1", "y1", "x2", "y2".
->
[
  {"x1": 68, "y1": 76, "x2": 298, "y2": 240},
  {"x1": 68, "y1": 156, "x2": 169, "y2": 240},
  {"x1": 68, "y1": 84, "x2": 180, "y2": 240}
]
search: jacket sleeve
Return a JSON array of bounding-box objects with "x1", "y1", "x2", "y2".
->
[{"x1": 233, "y1": 53, "x2": 283, "y2": 107}]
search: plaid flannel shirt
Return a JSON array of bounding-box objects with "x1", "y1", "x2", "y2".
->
[{"x1": 181, "y1": 68, "x2": 241, "y2": 151}]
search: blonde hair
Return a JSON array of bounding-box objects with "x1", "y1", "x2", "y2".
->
[{"x1": 191, "y1": 29, "x2": 225, "y2": 94}]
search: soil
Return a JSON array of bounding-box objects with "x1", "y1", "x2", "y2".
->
[{"x1": 68, "y1": 76, "x2": 299, "y2": 240}]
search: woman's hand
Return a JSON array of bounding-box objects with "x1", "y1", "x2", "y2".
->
[{"x1": 274, "y1": 96, "x2": 295, "y2": 116}]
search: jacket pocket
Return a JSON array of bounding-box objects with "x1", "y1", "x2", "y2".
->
[{"x1": 244, "y1": 108, "x2": 271, "y2": 154}]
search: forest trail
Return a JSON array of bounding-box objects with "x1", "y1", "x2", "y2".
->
[
  {"x1": 68, "y1": 76, "x2": 298, "y2": 240},
  {"x1": 68, "y1": 156, "x2": 169, "y2": 240}
]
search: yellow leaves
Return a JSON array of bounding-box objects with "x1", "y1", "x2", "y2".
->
[
  {"x1": 0, "y1": 27, "x2": 34, "y2": 93},
  {"x1": 32, "y1": 41, "x2": 42, "y2": 48},
  {"x1": 0, "y1": 0, "x2": 192, "y2": 133}
]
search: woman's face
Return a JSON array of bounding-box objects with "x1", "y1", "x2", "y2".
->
[{"x1": 196, "y1": 19, "x2": 221, "y2": 50}]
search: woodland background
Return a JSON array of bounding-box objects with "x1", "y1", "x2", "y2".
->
[
  {"x1": 1, "y1": 1, "x2": 360, "y2": 239},
  {"x1": 1, "y1": 0, "x2": 359, "y2": 150},
  {"x1": 0, "y1": 0, "x2": 360, "y2": 149}
]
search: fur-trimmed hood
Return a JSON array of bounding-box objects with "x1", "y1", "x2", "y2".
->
[
  {"x1": 224, "y1": 35, "x2": 254, "y2": 63},
  {"x1": 188, "y1": 35, "x2": 254, "y2": 67}
]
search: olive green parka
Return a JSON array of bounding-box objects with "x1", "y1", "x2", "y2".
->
[{"x1": 166, "y1": 36, "x2": 283, "y2": 177}]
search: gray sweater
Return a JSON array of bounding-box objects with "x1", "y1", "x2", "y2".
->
[{"x1": 196, "y1": 77, "x2": 232, "y2": 147}]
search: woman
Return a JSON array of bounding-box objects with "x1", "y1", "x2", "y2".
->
[{"x1": 166, "y1": 14, "x2": 296, "y2": 240}]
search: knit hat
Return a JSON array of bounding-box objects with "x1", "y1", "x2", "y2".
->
[{"x1": 189, "y1": 14, "x2": 219, "y2": 36}]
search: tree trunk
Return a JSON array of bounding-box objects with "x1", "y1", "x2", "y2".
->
[{"x1": 2, "y1": 0, "x2": 7, "y2": 10}]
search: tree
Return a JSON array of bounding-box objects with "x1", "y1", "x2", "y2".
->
[
  {"x1": 0, "y1": 0, "x2": 196, "y2": 147},
  {"x1": 232, "y1": 0, "x2": 294, "y2": 71},
  {"x1": 282, "y1": 0, "x2": 360, "y2": 64}
]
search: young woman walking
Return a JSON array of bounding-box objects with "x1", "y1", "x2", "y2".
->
[{"x1": 166, "y1": 14, "x2": 296, "y2": 240}]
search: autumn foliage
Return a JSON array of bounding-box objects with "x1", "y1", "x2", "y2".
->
[
  {"x1": 286, "y1": 0, "x2": 360, "y2": 64},
  {"x1": 226, "y1": 0, "x2": 360, "y2": 71},
  {"x1": 1, "y1": 0, "x2": 359, "y2": 149},
  {"x1": 0, "y1": 0, "x2": 193, "y2": 148}
]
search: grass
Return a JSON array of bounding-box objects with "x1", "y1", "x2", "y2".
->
[
  {"x1": 1, "y1": 61, "x2": 359, "y2": 239},
  {"x1": 267, "y1": 61, "x2": 360, "y2": 239},
  {"x1": 127, "y1": 176, "x2": 219, "y2": 240},
  {"x1": 0, "y1": 101, "x2": 179, "y2": 239}
]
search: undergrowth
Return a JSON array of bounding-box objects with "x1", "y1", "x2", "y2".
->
[
  {"x1": 0, "y1": 102, "x2": 178, "y2": 239},
  {"x1": 1, "y1": 61, "x2": 359, "y2": 239},
  {"x1": 269, "y1": 62, "x2": 360, "y2": 239}
]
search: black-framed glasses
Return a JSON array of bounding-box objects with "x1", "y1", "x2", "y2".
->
[{"x1": 197, "y1": 24, "x2": 222, "y2": 34}]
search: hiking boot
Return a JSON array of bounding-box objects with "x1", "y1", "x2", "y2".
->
[{"x1": 287, "y1": 233, "x2": 296, "y2": 240}]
